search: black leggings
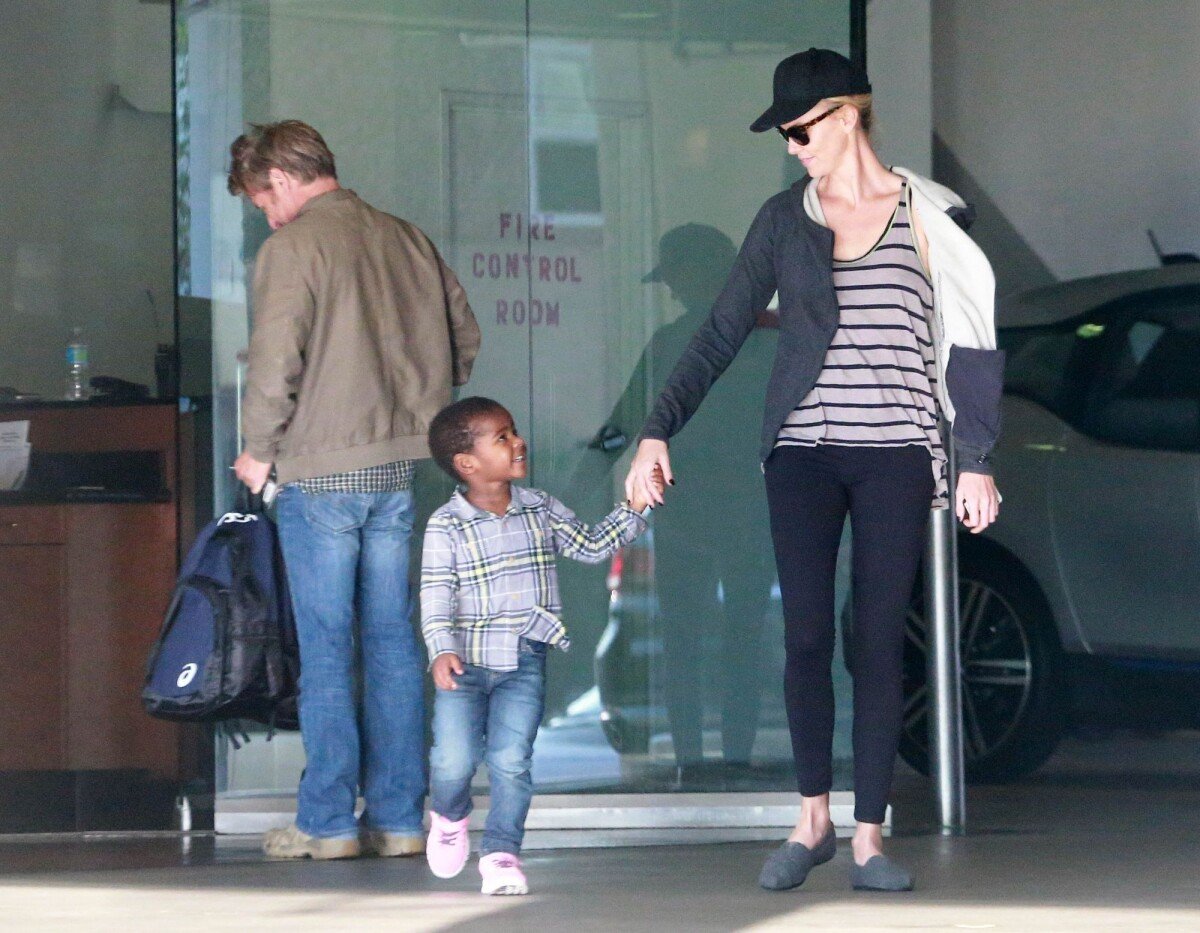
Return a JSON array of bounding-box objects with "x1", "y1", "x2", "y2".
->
[{"x1": 764, "y1": 444, "x2": 934, "y2": 824}]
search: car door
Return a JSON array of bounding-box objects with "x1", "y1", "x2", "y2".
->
[{"x1": 1047, "y1": 297, "x2": 1200, "y2": 658}]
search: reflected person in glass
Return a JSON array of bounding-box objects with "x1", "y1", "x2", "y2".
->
[
  {"x1": 625, "y1": 48, "x2": 1004, "y2": 892},
  {"x1": 594, "y1": 223, "x2": 777, "y2": 789}
]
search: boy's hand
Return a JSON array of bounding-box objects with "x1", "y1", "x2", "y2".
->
[
  {"x1": 431, "y1": 652, "x2": 465, "y2": 690},
  {"x1": 629, "y1": 464, "x2": 666, "y2": 514}
]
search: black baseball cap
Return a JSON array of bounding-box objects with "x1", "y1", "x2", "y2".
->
[
  {"x1": 642, "y1": 224, "x2": 736, "y2": 284},
  {"x1": 750, "y1": 48, "x2": 871, "y2": 133}
]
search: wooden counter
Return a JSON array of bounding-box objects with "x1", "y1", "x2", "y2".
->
[{"x1": 0, "y1": 402, "x2": 192, "y2": 782}]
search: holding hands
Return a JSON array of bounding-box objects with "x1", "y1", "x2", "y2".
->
[
  {"x1": 432, "y1": 458, "x2": 667, "y2": 694},
  {"x1": 628, "y1": 458, "x2": 668, "y2": 513},
  {"x1": 626, "y1": 439, "x2": 672, "y2": 510}
]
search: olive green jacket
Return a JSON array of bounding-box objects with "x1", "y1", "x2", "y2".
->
[{"x1": 242, "y1": 188, "x2": 481, "y2": 483}]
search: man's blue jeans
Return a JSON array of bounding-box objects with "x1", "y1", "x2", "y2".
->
[
  {"x1": 275, "y1": 486, "x2": 426, "y2": 839},
  {"x1": 430, "y1": 639, "x2": 546, "y2": 856}
]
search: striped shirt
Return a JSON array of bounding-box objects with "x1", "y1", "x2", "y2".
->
[
  {"x1": 294, "y1": 459, "x2": 415, "y2": 494},
  {"x1": 421, "y1": 485, "x2": 648, "y2": 672},
  {"x1": 775, "y1": 184, "x2": 948, "y2": 504}
]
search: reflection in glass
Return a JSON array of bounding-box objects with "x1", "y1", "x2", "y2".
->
[
  {"x1": 528, "y1": 1, "x2": 852, "y2": 793},
  {"x1": 178, "y1": 0, "x2": 852, "y2": 803},
  {"x1": 599, "y1": 224, "x2": 778, "y2": 788},
  {"x1": 0, "y1": 2, "x2": 174, "y2": 401}
]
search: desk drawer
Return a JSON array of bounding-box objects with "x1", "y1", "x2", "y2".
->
[{"x1": 0, "y1": 506, "x2": 66, "y2": 545}]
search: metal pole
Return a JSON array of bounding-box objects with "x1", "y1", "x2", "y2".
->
[
  {"x1": 235, "y1": 349, "x2": 248, "y2": 452},
  {"x1": 925, "y1": 432, "x2": 966, "y2": 834}
]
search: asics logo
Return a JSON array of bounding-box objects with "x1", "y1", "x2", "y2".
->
[
  {"x1": 218, "y1": 512, "x2": 259, "y2": 525},
  {"x1": 177, "y1": 663, "x2": 199, "y2": 687}
]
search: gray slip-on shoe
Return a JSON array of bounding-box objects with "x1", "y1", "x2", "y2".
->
[
  {"x1": 850, "y1": 854, "x2": 914, "y2": 892},
  {"x1": 758, "y1": 826, "x2": 837, "y2": 891}
]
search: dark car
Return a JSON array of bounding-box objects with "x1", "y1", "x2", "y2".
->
[
  {"x1": 597, "y1": 265, "x2": 1200, "y2": 782},
  {"x1": 900, "y1": 264, "x2": 1200, "y2": 781}
]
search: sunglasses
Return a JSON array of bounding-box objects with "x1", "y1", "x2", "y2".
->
[{"x1": 776, "y1": 105, "x2": 842, "y2": 146}]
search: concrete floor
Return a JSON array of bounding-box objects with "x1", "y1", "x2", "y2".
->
[{"x1": 2, "y1": 730, "x2": 1199, "y2": 931}]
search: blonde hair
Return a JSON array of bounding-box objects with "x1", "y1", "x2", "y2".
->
[
  {"x1": 825, "y1": 94, "x2": 874, "y2": 139},
  {"x1": 227, "y1": 120, "x2": 337, "y2": 196}
]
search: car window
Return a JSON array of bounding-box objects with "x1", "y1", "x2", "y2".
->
[
  {"x1": 1078, "y1": 305, "x2": 1200, "y2": 452},
  {"x1": 1001, "y1": 290, "x2": 1200, "y2": 452},
  {"x1": 1127, "y1": 321, "x2": 1166, "y2": 367},
  {"x1": 1000, "y1": 325, "x2": 1077, "y2": 414}
]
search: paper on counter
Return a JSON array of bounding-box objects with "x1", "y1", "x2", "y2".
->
[
  {"x1": 0, "y1": 444, "x2": 30, "y2": 490},
  {"x1": 0, "y1": 420, "x2": 29, "y2": 447},
  {"x1": 0, "y1": 421, "x2": 31, "y2": 490}
]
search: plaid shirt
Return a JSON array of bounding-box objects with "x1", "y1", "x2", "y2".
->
[
  {"x1": 421, "y1": 485, "x2": 648, "y2": 672},
  {"x1": 294, "y1": 459, "x2": 415, "y2": 494}
]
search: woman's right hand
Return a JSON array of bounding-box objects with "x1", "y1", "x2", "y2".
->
[{"x1": 625, "y1": 438, "x2": 673, "y2": 508}]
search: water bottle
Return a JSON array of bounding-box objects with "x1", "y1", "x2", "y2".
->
[
  {"x1": 174, "y1": 794, "x2": 193, "y2": 832},
  {"x1": 65, "y1": 327, "x2": 89, "y2": 400}
]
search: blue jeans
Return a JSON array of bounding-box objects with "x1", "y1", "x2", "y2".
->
[
  {"x1": 429, "y1": 639, "x2": 546, "y2": 856},
  {"x1": 275, "y1": 486, "x2": 427, "y2": 839}
]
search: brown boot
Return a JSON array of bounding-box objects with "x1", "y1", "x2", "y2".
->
[
  {"x1": 363, "y1": 829, "x2": 425, "y2": 857},
  {"x1": 262, "y1": 823, "x2": 361, "y2": 860}
]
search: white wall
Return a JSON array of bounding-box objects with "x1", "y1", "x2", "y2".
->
[
  {"x1": 0, "y1": 0, "x2": 174, "y2": 399},
  {"x1": 934, "y1": 0, "x2": 1200, "y2": 285}
]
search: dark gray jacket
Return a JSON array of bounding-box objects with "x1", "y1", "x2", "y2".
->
[{"x1": 640, "y1": 177, "x2": 1004, "y2": 476}]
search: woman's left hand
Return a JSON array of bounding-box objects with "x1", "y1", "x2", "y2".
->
[{"x1": 956, "y1": 472, "x2": 1000, "y2": 533}]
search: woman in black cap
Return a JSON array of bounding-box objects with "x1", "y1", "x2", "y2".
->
[{"x1": 624, "y1": 48, "x2": 1003, "y2": 893}]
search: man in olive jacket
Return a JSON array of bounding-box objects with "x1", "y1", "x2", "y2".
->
[{"x1": 230, "y1": 121, "x2": 481, "y2": 860}]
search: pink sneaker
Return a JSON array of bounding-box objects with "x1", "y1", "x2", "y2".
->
[
  {"x1": 479, "y1": 852, "x2": 528, "y2": 896},
  {"x1": 426, "y1": 811, "x2": 470, "y2": 879}
]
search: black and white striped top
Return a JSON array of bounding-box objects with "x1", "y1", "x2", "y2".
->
[{"x1": 775, "y1": 184, "x2": 948, "y2": 504}]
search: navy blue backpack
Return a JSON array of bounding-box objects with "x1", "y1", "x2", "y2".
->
[{"x1": 142, "y1": 502, "x2": 300, "y2": 732}]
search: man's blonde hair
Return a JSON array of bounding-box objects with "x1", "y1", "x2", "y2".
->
[{"x1": 227, "y1": 120, "x2": 337, "y2": 196}]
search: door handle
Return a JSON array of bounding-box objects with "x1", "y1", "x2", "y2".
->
[
  {"x1": 588, "y1": 424, "x2": 627, "y2": 452},
  {"x1": 235, "y1": 350, "x2": 249, "y2": 453}
]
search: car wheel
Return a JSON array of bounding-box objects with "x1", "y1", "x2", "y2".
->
[
  {"x1": 898, "y1": 550, "x2": 1066, "y2": 783},
  {"x1": 599, "y1": 711, "x2": 650, "y2": 755}
]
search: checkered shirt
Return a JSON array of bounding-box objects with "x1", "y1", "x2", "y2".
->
[
  {"x1": 420, "y1": 485, "x2": 648, "y2": 672},
  {"x1": 294, "y1": 459, "x2": 416, "y2": 494}
]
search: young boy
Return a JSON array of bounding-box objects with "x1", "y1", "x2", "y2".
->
[{"x1": 420, "y1": 396, "x2": 661, "y2": 895}]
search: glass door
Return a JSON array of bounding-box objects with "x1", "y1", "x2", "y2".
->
[
  {"x1": 176, "y1": 0, "x2": 532, "y2": 816},
  {"x1": 175, "y1": 0, "x2": 854, "y2": 823},
  {"x1": 525, "y1": 1, "x2": 853, "y2": 794}
]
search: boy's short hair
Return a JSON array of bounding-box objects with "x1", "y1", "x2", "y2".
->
[{"x1": 428, "y1": 396, "x2": 511, "y2": 480}]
